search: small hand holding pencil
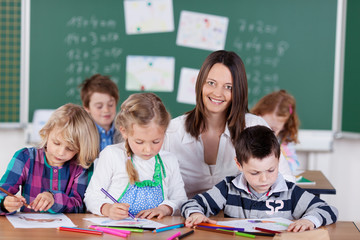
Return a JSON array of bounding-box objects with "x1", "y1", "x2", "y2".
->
[{"x1": 0, "y1": 187, "x2": 31, "y2": 212}]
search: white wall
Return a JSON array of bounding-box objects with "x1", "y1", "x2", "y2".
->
[{"x1": 0, "y1": 128, "x2": 359, "y2": 221}]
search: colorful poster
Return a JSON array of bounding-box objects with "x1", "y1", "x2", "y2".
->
[
  {"x1": 177, "y1": 67, "x2": 199, "y2": 105},
  {"x1": 176, "y1": 10, "x2": 228, "y2": 51},
  {"x1": 124, "y1": 0, "x2": 174, "y2": 34},
  {"x1": 126, "y1": 55, "x2": 175, "y2": 92}
]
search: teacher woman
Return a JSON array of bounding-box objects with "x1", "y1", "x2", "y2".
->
[{"x1": 163, "y1": 50, "x2": 294, "y2": 198}]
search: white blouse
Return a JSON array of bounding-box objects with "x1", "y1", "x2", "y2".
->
[
  {"x1": 162, "y1": 113, "x2": 295, "y2": 198},
  {"x1": 84, "y1": 143, "x2": 187, "y2": 216}
]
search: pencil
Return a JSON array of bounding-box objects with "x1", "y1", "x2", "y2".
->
[
  {"x1": 58, "y1": 226, "x2": 103, "y2": 235},
  {"x1": 176, "y1": 229, "x2": 194, "y2": 239},
  {"x1": 196, "y1": 224, "x2": 245, "y2": 232},
  {"x1": 89, "y1": 225, "x2": 131, "y2": 235},
  {"x1": 0, "y1": 187, "x2": 31, "y2": 209},
  {"x1": 198, "y1": 222, "x2": 239, "y2": 228},
  {"x1": 194, "y1": 226, "x2": 234, "y2": 235},
  {"x1": 153, "y1": 224, "x2": 184, "y2": 233},
  {"x1": 106, "y1": 227, "x2": 144, "y2": 232},
  {"x1": 90, "y1": 226, "x2": 129, "y2": 237},
  {"x1": 157, "y1": 223, "x2": 185, "y2": 230},
  {"x1": 100, "y1": 188, "x2": 137, "y2": 221},
  {"x1": 254, "y1": 227, "x2": 282, "y2": 234},
  {"x1": 167, "y1": 231, "x2": 181, "y2": 240}
]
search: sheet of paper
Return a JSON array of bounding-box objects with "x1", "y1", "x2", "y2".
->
[
  {"x1": 84, "y1": 217, "x2": 166, "y2": 229},
  {"x1": 6, "y1": 213, "x2": 76, "y2": 228},
  {"x1": 177, "y1": 67, "x2": 198, "y2": 105},
  {"x1": 126, "y1": 55, "x2": 175, "y2": 92},
  {"x1": 124, "y1": 0, "x2": 174, "y2": 34},
  {"x1": 176, "y1": 10, "x2": 228, "y2": 51},
  {"x1": 217, "y1": 217, "x2": 293, "y2": 232}
]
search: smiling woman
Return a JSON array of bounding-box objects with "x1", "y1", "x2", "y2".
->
[{"x1": 163, "y1": 50, "x2": 294, "y2": 198}]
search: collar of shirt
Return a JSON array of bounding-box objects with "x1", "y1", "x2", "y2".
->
[
  {"x1": 96, "y1": 122, "x2": 115, "y2": 136},
  {"x1": 232, "y1": 172, "x2": 288, "y2": 196},
  {"x1": 181, "y1": 123, "x2": 231, "y2": 144}
]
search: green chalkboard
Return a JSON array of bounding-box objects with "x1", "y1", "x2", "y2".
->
[
  {"x1": 0, "y1": 0, "x2": 21, "y2": 123},
  {"x1": 342, "y1": 0, "x2": 360, "y2": 133},
  {"x1": 29, "y1": 0, "x2": 337, "y2": 130}
]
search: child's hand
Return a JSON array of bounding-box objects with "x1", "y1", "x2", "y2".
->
[
  {"x1": 30, "y1": 191, "x2": 54, "y2": 212},
  {"x1": 101, "y1": 203, "x2": 130, "y2": 220},
  {"x1": 3, "y1": 196, "x2": 27, "y2": 213},
  {"x1": 136, "y1": 205, "x2": 172, "y2": 219},
  {"x1": 185, "y1": 212, "x2": 217, "y2": 227},
  {"x1": 287, "y1": 219, "x2": 315, "y2": 232}
]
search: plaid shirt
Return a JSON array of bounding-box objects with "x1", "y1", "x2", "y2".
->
[{"x1": 0, "y1": 147, "x2": 90, "y2": 214}]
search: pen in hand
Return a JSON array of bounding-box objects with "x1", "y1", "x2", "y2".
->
[
  {"x1": 0, "y1": 187, "x2": 32, "y2": 209},
  {"x1": 100, "y1": 188, "x2": 137, "y2": 221}
]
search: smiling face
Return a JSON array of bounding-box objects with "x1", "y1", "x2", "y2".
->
[
  {"x1": 85, "y1": 92, "x2": 117, "y2": 131},
  {"x1": 120, "y1": 121, "x2": 166, "y2": 160},
  {"x1": 45, "y1": 128, "x2": 78, "y2": 167},
  {"x1": 202, "y1": 63, "x2": 233, "y2": 116},
  {"x1": 236, "y1": 153, "x2": 279, "y2": 194}
]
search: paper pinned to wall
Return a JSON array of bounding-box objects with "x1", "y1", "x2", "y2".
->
[
  {"x1": 177, "y1": 67, "x2": 199, "y2": 105},
  {"x1": 176, "y1": 10, "x2": 229, "y2": 51},
  {"x1": 124, "y1": 0, "x2": 174, "y2": 34},
  {"x1": 126, "y1": 55, "x2": 175, "y2": 92},
  {"x1": 6, "y1": 213, "x2": 76, "y2": 228}
]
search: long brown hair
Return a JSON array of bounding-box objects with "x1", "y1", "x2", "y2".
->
[
  {"x1": 185, "y1": 50, "x2": 249, "y2": 145},
  {"x1": 251, "y1": 89, "x2": 300, "y2": 143},
  {"x1": 115, "y1": 93, "x2": 171, "y2": 184}
]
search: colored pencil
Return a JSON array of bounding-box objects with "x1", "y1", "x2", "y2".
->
[
  {"x1": 58, "y1": 226, "x2": 103, "y2": 235},
  {"x1": 106, "y1": 227, "x2": 144, "y2": 232},
  {"x1": 198, "y1": 222, "x2": 240, "y2": 229},
  {"x1": 90, "y1": 226, "x2": 128, "y2": 237},
  {"x1": 153, "y1": 224, "x2": 184, "y2": 233},
  {"x1": 195, "y1": 224, "x2": 245, "y2": 232},
  {"x1": 254, "y1": 227, "x2": 282, "y2": 234},
  {"x1": 0, "y1": 187, "x2": 31, "y2": 209},
  {"x1": 167, "y1": 231, "x2": 181, "y2": 240},
  {"x1": 100, "y1": 188, "x2": 137, "y2": 221},
  {"x1": 176, "y1": 230, "x2": 194, "y2": 239},
  {"x1": 194, "y1": 226, "x2": 234, "y2": 235},
  {"x1": 157, "y1": 223, "x2": 185, "y2": 230},
  {"x1": 89, "y1": 225, "x2": 131, "y2": 235},
  {"x1": 96, "y1": 225, "x2": 156, "y2": 231}
]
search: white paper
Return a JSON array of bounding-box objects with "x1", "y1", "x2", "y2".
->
[
  {"x1": 217, "y1": 217, "x2": 293, "y2": 232},
  {"x1": 84, "y1": 217, "x2": 166, "y2": 229},
  {"x1": 6, "y1": 213, "x2": 76, "y2": 228},
  {"x1": 176, "y1": 10, "x2": 228, "y2": 51},
  {"x1": 126, "y1": 55, "x2": 175, "y2": 92},
  {"x1": 177, "y1": 67, "x2": 199, "y2": 105},
  {"x1": 124, "y1": 0, "x2": 174, "y2": 34}
]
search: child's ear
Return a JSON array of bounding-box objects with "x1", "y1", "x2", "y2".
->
[
  {"x1": 119, "y1": 126, "x2": 128, "y2": 139},
  {"x1": 234, "y1": 157, "x2": 243, "y2": 171}
]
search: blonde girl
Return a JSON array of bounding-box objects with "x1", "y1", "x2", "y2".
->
[
  {"x1": 0, "y1": 103, "x2": 99, "y2": 214},
  {"x1": 85, "y1": 93, "x2": 187, "y2": 220},
  {"x1": 251, "y1": 89, "x2": 300, "y2": 173}
]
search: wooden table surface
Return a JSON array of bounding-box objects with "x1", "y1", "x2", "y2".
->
[
  {"x1": 0, "y1": 214, "x2": 358, "y2": 240},
  {"x1": 296, "y1": 170, "x2": 336, "y2": 196}
]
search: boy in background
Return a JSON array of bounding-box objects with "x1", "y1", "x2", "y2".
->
[
  {"x1": 80, "y1": 74, "x2": 121, "y2": 152},
  {"x1": 181, "y1": 125, "x2": 338, "y2": 232}
]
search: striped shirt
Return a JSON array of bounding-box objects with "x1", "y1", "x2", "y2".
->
[
  {"x1": 0, "y1": 147, "x2": 90, "y2": 214},
  {"x1": 181, "y1": 173, "x2": 338, "y2": 228}
]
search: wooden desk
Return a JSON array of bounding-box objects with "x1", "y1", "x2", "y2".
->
[
  {"x1": 296, "y1": 170, "x2": 336, "y2": 197},
  {"x1": 0, "y1": 214, "x2": 358, "y2": 240}
]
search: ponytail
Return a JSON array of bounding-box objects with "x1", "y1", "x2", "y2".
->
[{"x1": 125, "y1": 140, "x2": 139, "y2": 184}]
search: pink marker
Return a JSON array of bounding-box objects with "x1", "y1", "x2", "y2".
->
[
  {"x1": 167, "y1": 231, "x2": 181, "y2": 240},
  {"x1": 89, "y1": 226, "x2": 129, "y2": 237}
]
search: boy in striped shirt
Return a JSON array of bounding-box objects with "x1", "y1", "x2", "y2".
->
[{"x1": 181, "y1": 125, "x2": 338, "y2": 232}]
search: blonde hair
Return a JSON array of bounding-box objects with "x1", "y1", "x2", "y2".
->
[
  {"x1": 115, "y1": 93, "x2": 171, "y2": 184},
  {"x1": 251, "y1": 90, "x2": 300, "y2": 144},
  {"x1": 39, "y1": 103, "x2": 99, "y2": 168}
]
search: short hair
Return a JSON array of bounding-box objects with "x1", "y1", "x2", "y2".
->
[
  {"x1": 39, "y1": 103, "x2": 99, "y2": 168},
  {"x1": 79, "y1": 74, "x2": 119, "y2": 108},
  {"x1": 185, "y1": 50, "x2": 248, "y2": 144},
  {"x1": 115, "y1": 92, "x2": 171, "y2": 184},
  {"x1": 235, "y1": 125, "x2": 280, "y2": 166}
]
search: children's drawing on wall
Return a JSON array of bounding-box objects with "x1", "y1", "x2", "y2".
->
[
  {"x1": 125, "y1": 55, "x2": 175, "y2": 92},
  {"x1": 176, "y1": 10, "x2": 228, "y2": 51},
  {"x1": 177, "y1": 67, "x2": 198, "y2": 105},
  {"x1": 124, "y1": 0, "x2": 174, "y2": 34}
]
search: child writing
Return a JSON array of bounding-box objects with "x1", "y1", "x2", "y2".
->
[
  {"x1": 251, "y1": 90, "x2": 300, "y2": 173},
  {"x1": 79, "y1": 74, "x2": 121, "y2": 152},
  {"x1": 181, "y1": 125, "x2": 338, "y2": 232},
  {"x1": 84, "y1": 93, "x2": 187, "y2": 220},
  {"x1": 0, "y1": 103, "x2": 99, "y2": 214}
]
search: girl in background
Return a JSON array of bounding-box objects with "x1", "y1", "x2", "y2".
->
[
  {"x1": 0, "y1": 103, "x2": 99, "y2": 214},
  {"x1": 251, "y1": 89, "x2": 300, "y2": 173},
  {"x1": 84, "y1": 93, "x2": 187, "y2": 220}
]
